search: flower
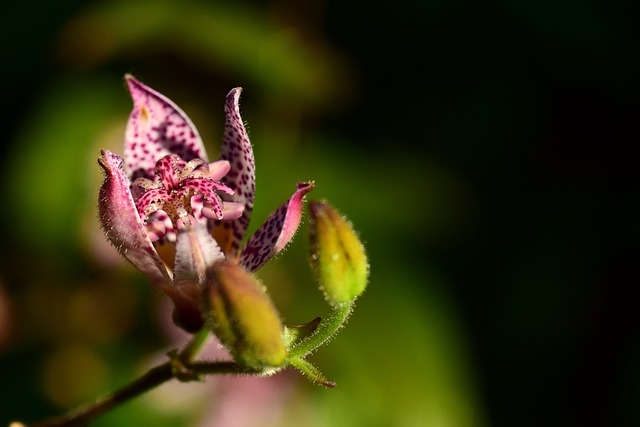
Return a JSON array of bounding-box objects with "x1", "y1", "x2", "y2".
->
[{"x1": 98, "y1": 75, "x2": 313, "y2": 332}]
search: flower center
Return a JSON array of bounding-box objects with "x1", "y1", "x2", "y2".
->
[{"x1": 133, "y1": 154, "x2": 234, "y2": 241}]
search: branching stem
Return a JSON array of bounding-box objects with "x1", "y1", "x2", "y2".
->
[
  {"x1": 18, "y1": 329, "x2": 251, "y2": 427},
  {"x1": 26, "y1": 362, "x2": 174, "y2": 427},
  {"x1": 288, "y1": 301, "x2": 353, "y2": 359}
]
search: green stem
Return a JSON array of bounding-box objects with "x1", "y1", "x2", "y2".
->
[
  {"x1": 179, "y1": 327, "x2": 211, "y2": 362},
  {"x1": 288, "y1": 301, "x2": 353, "y2": 359}
]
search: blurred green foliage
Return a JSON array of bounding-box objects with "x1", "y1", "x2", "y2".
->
[{"x1": 1, "y1": 0, "x2": 637, "y2": 426}]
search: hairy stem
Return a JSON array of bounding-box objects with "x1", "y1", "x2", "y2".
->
[
  {"x1": 19, "y1": 331, "x2": 249, "y2": 427},
  {"x1": 288, "y1": 301, "x2": 353, "y2": 359}
]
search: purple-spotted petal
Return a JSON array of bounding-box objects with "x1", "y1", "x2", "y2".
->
[
  {"x1": 211, "y1": 87, "x2": 256, "y2": 255},
  {"x1": 124, "y1": 75, "x2": 208, "y2": 180},
  {"x1": 97, "y1": 150, "x2": 172, "y2": 291},
  {"x1": 239, "y1": 182, "x2": 315, "y2": 272}
]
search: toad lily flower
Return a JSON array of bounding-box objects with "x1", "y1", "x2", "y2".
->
[{"x1": 99, "y1": 75, "x2": 313, "y2": 333}]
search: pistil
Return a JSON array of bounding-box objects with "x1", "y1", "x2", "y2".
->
[{"x1": 133, "y1": 154, "x2": 235, "y2": 239}]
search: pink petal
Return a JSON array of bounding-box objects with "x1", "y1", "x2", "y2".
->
[
  {"x1": 97, "y1": 150, "x2": 173, "y2": 292},
  {"x1": 124, "y1": 75, "x2": 208, "y2": 180},
  {"x1": 145, "y1": 219, "x2": 167, "y2": 242},
  {"x1": 199, "y1": 200, "x2": 245, "y2": 221},
  {"x1": 239, "y1": 182, "x2": 315, "y2": 272},
  {"x1": 221, "y1": 202, "x2": 245, "y2": 220},
  {"x1": 211, "y1": 88, "x2": 256, "y2": 255},
  {"x1": 205, "y1": 160, "x2": 231, "y2": 181}
]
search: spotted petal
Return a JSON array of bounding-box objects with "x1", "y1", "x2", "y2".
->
[
  {"x1": 124, "y1": 75, "x2": 208, "y2": 181},
  {"x1": 211, "y1": 88, "x2": 256, "y2": 255},
  {"x1": 97, "y1": 150, "x2": 172, "y2": 292},
  {"x1": 240, "y1": 182, "x2": 315, "y2": 272}
]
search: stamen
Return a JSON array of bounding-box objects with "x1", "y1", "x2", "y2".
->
[
  {"x1": 134, "y1": 154, "x2": 236, "y2": 234},
  {"x1": 145, "y1": 211, "x2": 175, "y2": 242},
  {"x1": 145, "y1": 219, "x2": 166, "y2": 242},
  {"x1": 180, "y1": 158, "x2": 209, "y2": 179}
]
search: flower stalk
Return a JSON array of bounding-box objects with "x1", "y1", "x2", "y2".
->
[
  {"x1": 287, "y1": 302, "x2": 354, "y2": 360},
  {"x1": 18, "y1": 349, "x2": 255, "y2": 427}
]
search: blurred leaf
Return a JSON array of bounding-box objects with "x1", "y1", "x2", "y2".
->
[
  {"x1": 4, "y1": 76, "x2": 125, "y2": 251},
  {"x1": 56, "y1": 0, "x2": 350, "y2": 110}
]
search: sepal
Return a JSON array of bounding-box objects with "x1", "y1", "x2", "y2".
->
[
  {"x1": 288, "y1": 357, "x2": 336, "y2": 388},
  {"x1": 97, "y1": 150, "x2": 172, "y2": 293}
]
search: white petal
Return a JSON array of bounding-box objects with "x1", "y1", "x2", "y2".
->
[{"x1": 173, "y1": 224, "x2": 226, "y2": 288}]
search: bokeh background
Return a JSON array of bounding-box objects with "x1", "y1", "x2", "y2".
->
[{"x1": 1, "y1": 0, "x2": 637, "y2": 426}]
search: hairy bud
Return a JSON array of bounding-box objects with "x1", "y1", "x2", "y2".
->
[
  {"x1": 309, "y1": 201, "x2": 369, "y2": 305},
  {"x1": 205, "y1": 262, "x2": 286, "y2": 369}
]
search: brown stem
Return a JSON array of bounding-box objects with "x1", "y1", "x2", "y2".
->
[
  {"x1": 26, "y1": 361, "x2": 173, "y2": 427},
  {"x1": 19, "y1": 358, "x2": 260, "y2": 427}
]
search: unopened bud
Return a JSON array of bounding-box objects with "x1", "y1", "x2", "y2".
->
[
  {"x1": 205, "y1": 261, "x2": 287, "y2": 369},
  {"x1": 309, "y1": 201, "x2": 369, "y2": 305}
]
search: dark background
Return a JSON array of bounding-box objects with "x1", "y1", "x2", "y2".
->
[{"x1": 1, "y1": 1, "x2": 638, "y2": 426}]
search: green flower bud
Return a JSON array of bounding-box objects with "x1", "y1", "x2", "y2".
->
[
  {"x1": 205, "y1": 261, "x2": 287, "y2": 369},
  {"x1": 309, "y1": 201, "x2": 369, "y2": 305}
]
